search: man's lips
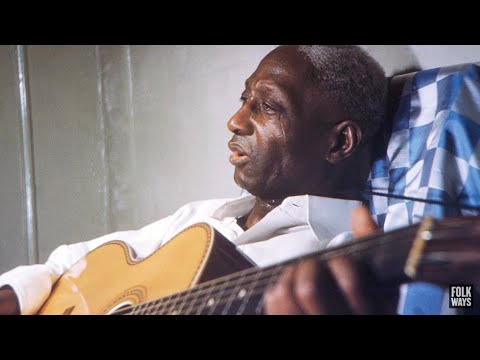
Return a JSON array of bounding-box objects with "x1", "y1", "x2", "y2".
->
[{"x1": 228, "y1": 142, "x2": 250, "y2": 166}]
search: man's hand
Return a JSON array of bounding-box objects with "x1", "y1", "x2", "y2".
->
[
  {"x1": 263, "y1": 205, "x2": 398, "y2": 315},
  {"x1": 0, "y1": 286, "x2": 20, "y2": 315}
]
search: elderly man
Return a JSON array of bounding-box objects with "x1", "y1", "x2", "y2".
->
[{"x1": 0, "y1": 45, "x2": 389, "y2": 315}]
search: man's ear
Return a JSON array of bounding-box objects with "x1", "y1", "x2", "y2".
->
[{"x1": 325, "y1": 120, "x2": 362, "y2": 164}]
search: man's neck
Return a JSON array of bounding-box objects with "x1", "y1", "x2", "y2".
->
[
  {"x1": 238, "y1": 189, "x2": 365, "y2": 231},
  {"x1": 241, "y1": 197, "x2": 283, "y2": 230}
]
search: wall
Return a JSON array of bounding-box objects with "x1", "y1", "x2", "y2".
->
[
  {"x1": 362, "y1": 45, "x2": 480, "y2": 76},
  {"x1": 0, "y1": 45, "x2": 479, "y2": 272}
]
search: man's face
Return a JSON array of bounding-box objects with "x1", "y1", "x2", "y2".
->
[{"x1": 227, "y1": 46, "x2": 333, "y2": 199}]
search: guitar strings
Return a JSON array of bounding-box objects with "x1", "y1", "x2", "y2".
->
[
  {"x1": 116, "y1": 225, "x2": 416, "y2": 315},
  {"x1": 169, "y1": 221, "x2": 480, "y2": 315},
  {"x1": 115, "y1": 263, "x2": 270, "y2": 315},
  {"x1": 158, "y1": 217, "x2": 478, "y2": 314},
  {"x1": 116, "y1": 192, "x2": 480, "y2": 313},
  {"x1": 124, "y1": 266, "x2": 284, "y2": 315},
  {"x1": 116, "y1": 192, "x2": 480, "y2": 315},
  {"x1": 124, "y1": 233, "x2": 410, "y2": 315},
  {"x1": 149, "y1": 275, "x2": 279, "y2": 315}
]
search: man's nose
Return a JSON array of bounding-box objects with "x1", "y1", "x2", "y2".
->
[{"x1": 227, "y1": 107, "x2": 254, "y2": 135}]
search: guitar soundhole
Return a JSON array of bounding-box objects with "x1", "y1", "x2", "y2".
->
[
  {"x1": 103, "y1": 286, "x2": 147, "y2": 315},
  {"x1": 107, "y1": 301, "x2": 134, "y2": 315}
]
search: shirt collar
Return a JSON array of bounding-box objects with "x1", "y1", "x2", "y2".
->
[
  {"x1": 211, "y1": 194, "x2": 361, "y2": 240},
  {"x1": 211, "y1": 195, "x2": 256, "y2": 220}
]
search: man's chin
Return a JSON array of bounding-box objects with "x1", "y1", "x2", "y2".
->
[
  {"x1": 234, "y1": 172, "x2": 257, "y2": 196},
  {"x1": 233, "y1": 176, "x2": 283, "y2": 199}
]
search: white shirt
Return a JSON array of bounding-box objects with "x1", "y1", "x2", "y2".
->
[{"x1": 0, "y1": 194, "x2": 361, "y2": 315}]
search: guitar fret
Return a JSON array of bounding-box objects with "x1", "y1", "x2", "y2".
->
[
  {"x1": 153, "y1": 297, "x2": 165, "y2": 315},
  {"x1": 134, "y1": 302, "x2": 144, "y2": 315},
  {"x1": 152, "y1": 293, "x2": 174, "y2": 315},
  {"x1": 184, "y1": 286, "x2": 207, "y2": 314},
  {"x1": 236, "y1": 270, "x2": 260, "y2": 315},
  {"x1": 221, "y1": 278, "x2": 257, "y2": 312},
  {"x1": 145, "y1": 299, "x2": 155, "y2": 315},
  {"x1": 157, "y1": 293, "x2": 176, "y2": 315},
  {"x1": 145, "y1": 301, "x2": 156, "y2": 315},
  {"x1": 255, "y1": 266, "x2": 282, "y2": 315},
  {"x1": 134, "y1": 302, "x2": 143, "y2": 315},
  {"x1": 175, "y1": 288, "x2": 194, "y2": 315},
  {"x1": 140, "y1": 302, "x2": 148, "y2": 315},
  {"x1": 224, "y1": 289, "x2": 247, "y2": 315},
  {"x1": 221, "y1": 274, "x2": 243, "y2": 315},
  {"x1": 195, "y1": 284, "x2": 215, "y2": 315},
  {"x1": 207, "y1": 278, "x2": 229, "y2": 315},
  {"x1": 150, "y1": 299, "x2": 164, "y2": 315},
  {"x1": 165, "y1": 293, "x2": 183, "y2": 315},
  {"x1": 254, "y1": 296, "x2": 264, "y2": 315},
  {"x1": 182, "y1": 291, "x2": 197, "y2": 315},
  {"x1": 235, "y1": 268, "x2": 272, "y2": 315}
]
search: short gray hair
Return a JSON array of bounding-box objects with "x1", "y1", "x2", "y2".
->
[{"x1": 298, "y1": 45, "x2": 387, "y2": 143}]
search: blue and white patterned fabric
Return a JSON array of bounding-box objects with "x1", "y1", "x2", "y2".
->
[{"x1": 364, "y1": 62, "x2": 480, "y2": 314}]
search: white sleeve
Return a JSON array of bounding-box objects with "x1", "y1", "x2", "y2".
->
[
  {"x1": 0, "y1": 215, "x2": 174, "y2": 315},
  {"x1": 0, "y1": 197, "x2": 228, "y2": 315}
]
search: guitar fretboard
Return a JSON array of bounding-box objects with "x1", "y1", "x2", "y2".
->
[{"x1": 117, "y1": 223, "x2": 420, "y2": 315}]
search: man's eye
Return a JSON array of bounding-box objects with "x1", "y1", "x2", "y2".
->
[{"x1": 261, "y1": 103, "x2": 273, "y2": 112}]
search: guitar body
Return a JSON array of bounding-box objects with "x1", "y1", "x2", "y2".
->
[
  {"x1": 36, "y1": 216, "x2": 480, "y2": 315},
  {"x1": 38, "y1": 223, "x2": 254, "y2": 315}
]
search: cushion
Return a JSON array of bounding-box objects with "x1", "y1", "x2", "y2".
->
[
  {"x1": 365, "y1": 62, "x2": 480, "y2": 232},
  {"x1": 365, "y1": 62, "x2": 480, "y2": 315}
]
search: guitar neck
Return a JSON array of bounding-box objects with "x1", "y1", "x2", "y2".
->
[
  {"x1": 120, "y1": 215, "x2": 480, "y2": 315},
  {"x1": 121, "y1": 222, "x2": 424, "y2": 315}
]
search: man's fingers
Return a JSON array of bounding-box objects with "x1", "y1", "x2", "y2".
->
[
  {"x1": 264, "y1": 257, "x2": 393, "y2": 315},
  {"x1": 264, "y1": 265, "x2": 303, "y2": 315},
  {"x1": 351, "y1": 205, "x2": 379, "y2": 238},
  {"x1": 328, "y1": 257, "x2": 375, "y2": 314},
  {"x1": 349, "y1": 205, "x2": 399, "y2": 313},
  {"x1": 264, "y1": 205, "x2": 388, "y2": 315},
  {"x1": 298, "y1": 259, "x2": 352, "y2": 314},
  {"x1": 291, "y1": 258, "x2": 324, "y2": 314},
  {"x1": 265, "y1": 259, "x2": 355, "y2": 315}
]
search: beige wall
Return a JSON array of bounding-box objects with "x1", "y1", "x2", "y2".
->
[{"x1": 1, "y1": 45, "x2": 479, "y2": 272}]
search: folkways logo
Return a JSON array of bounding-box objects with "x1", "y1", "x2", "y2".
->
[{"x1": 449, "y1": 285, "x2": 473, "y2": 308}]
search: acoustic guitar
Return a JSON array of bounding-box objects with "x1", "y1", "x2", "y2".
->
[{"x1": 37, "y1": 217, "x2": 480, "y2": 315}]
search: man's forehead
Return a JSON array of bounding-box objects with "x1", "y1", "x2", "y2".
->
[
  {"x1": 246, "y1": 47, "x2": 313, "y2": 89},
  {"x1": 259, "y1": 46, "x2": 311, "y2": 75}
]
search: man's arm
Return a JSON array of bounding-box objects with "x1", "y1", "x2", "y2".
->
[
  {"x1": 0, "y1": 286, "x2": 20, "y2": 315},
  {"x1": 0, "y1": 231, "x2": 160, "y2": 315},
  {"x1": 0, "y1": 210, "x2": 181, "y2": 315},
  {"x1": 0, "y1": 230, "x2": 159, "y2": 315},
  {"x1": 264, "y1": 205, "x2": 399, "y2": 315},
  {"x1": 0, "y1": 198, "x2": 226, "y2": 315}
]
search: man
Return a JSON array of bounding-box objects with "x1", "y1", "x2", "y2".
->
[{"x1": 0, "y1": 45, "x2": 389, "y2": 315}]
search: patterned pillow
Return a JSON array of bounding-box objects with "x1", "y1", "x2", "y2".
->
[
  {"x1": 364, "y1": 62, "x2": 480, "y2": 315},
  {"x1": 365, "y1": 62, "x2": 480, "y2": 232}
]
